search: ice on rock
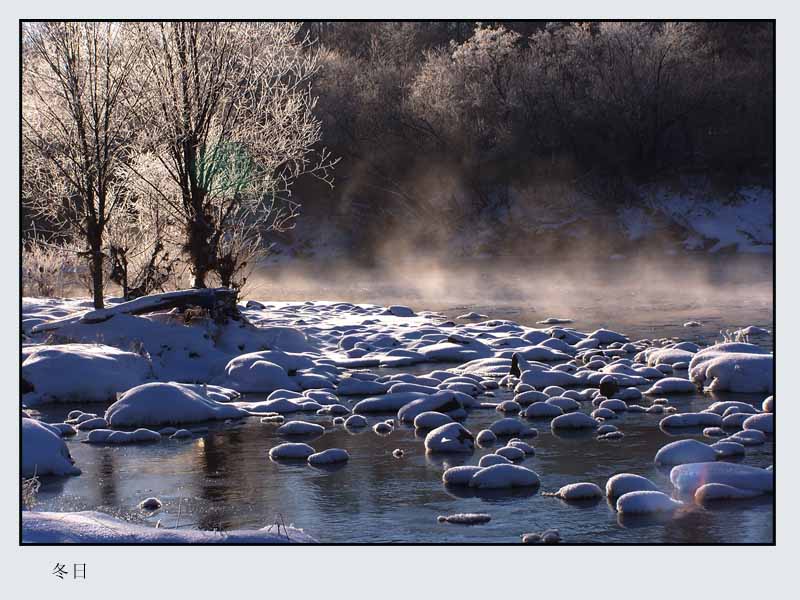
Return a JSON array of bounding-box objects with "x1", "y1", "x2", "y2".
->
[
  {"x1": 644, "y1": 377, "x2": 697, "y2": 395},
  {"x1": 597, "y1": 424, "x2": 618, "y2": 435},
  {"x1": 276, "y1": 421, "x2": 326, "y2": 436},
  {"x1": 670, "y1": 462, "x2": 774, "y2": 494},
  {"x1": 105, "y1": 382, "x2": 248, "y2": 427},
  {"x1": 743, "y1": 413, "x2": 773, "y2": 434},
  {"x1": 655, "y1": 439, "x2": 719, "y2": 466},
  {"x1": 308, "y1": 448, "x2": 350, "y2": 465},
  {"x1": 710, "y1": 440, "x2": 746, "y2": 456},
  {"x1": 468, "y1": 464, "x2": 540, "y2": 489},
  {"x1": 616, "y1": 491, "x2": 683, "y2": 514},
  {"x1": 605, "y1": 473, "x2": 659, "y2": 499},
  {"x1": 762, "y1": 395, "x2": 774, "y2": 413},
  {"x1": 22, "y1": 418, "x2": 81, "y2": 477},
  {"x1": 22, "y1": 511, "x2": 316, "y2": 543},
  {"x1": 269, "y1": 442, "x2": 315, "y2": 460},
  {"x1": 424, "y1": 423, "x2": 475, "y2": 453},
  {"x1": 22, "y1": 343, "x2": 151, "y2": 406}
]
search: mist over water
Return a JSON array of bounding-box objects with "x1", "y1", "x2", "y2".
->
[{"x1": 247, "y1": 253, "x2": 773, "y2": 343}]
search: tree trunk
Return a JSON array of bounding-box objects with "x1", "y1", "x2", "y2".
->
[{"x1": 90, "y1": 247, "x2": 104, "y2": 309}]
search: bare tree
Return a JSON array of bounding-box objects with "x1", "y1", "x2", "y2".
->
[
  {"x1": 22, "y1": 22, "x2": 146, "y2": 308},
  {"x1": 129, "y1": 21, "x2": 337, "y2": 289}
]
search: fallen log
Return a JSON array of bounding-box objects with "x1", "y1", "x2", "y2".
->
[{"x1": 31, "y1": 288, "x2": 240, "y2": 333}]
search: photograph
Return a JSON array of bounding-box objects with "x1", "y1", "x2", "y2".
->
[{"x1": 18, "y1": 16, "x2": 775, "y2": 549}]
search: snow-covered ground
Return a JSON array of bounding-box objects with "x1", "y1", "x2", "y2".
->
[{"x1": 21, "y1": 291, "x2": 774, "y2": 543}]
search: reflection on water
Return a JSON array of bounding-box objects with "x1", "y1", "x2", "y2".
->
[
  {"x1": 32, "y1": 385, "x2": 773, "y2": 543},
  {"x1": 30, "y1": 254, "x2": 773, "y2": 543}
]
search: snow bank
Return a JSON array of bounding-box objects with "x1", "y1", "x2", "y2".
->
[
  {"x1": 105, "y1": 382, "x2": 248, "y2": 427},
  {"x1": 22, "y1": 418, "x2": 80, "y2": 477},
  {"x1": 22, "y1": 344, "x2": 151, "y2": 406},
  {"x1": 22, "y1": 511, "x2": 316, "y2": 543}
]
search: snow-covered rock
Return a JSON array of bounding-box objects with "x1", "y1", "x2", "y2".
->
[
  {"x1": 276, "y1": 421, "x2": 325, "y2": 436},
  {"x1": 644, "y1": 377, "x2": 697, "y2": 395},
  {"x1": 670, "y1": 462, "x2": 774, "y2": 494},
  {"x1": 546, "y1": 482, "x2": 603, "y2": 500},
  {"x1": 468, "y1": 464, "x2": 540, "y2": 489},
  {"x1": 269, "y1": 442, "x2": 315, "y2": 460},
  {"x1": 424, "y1": 422, "x2": 475, "y2": 453},
  {"x1": 616, "y1": 491, "x2": 682, "y2": 514},
  {"x1": 742, "y1": 413, "x2": 774, "y2": 434},
  {"x1": 22, "y1": 418, "x2": 80, "y2": 477},
  {"x1": 22, "y1": 344, "x2": 151, "y2": 406},
  {"x1": 442, "y1": 465, "x2": 483, "y2": 486},
  {"x1": 694, "y1": 483, "x2": 764, "y2": 503},
  {"x1": 413, "y1": 411, "x2": 454, "y2": 430},
  {"x1": 654, "y1": 439, "x2": 719, "y2": 466},
  {"x1": 605, "y1": 473, "x2": 659, "y2": 498},
  {"x1": 307, "y1": 448, "x2": 349, "y2": 465},
  {"x1": 105, "y1": 382, "x2": 248, "y2": 427},
  {"x1": 551, "y1": 412, "x2": 598, "y2": 430}
]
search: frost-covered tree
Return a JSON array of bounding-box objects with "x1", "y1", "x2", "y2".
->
[
  {"x1": 22, "y1": 22, "x2": 145, "y2": 308},
  {"x1": 129, "y1": 21, "x2": 336, "y2": 289}
]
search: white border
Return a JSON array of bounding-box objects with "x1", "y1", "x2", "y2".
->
[{"x1": 1, "y1": 3, "x2": 795, "y2": 597}]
